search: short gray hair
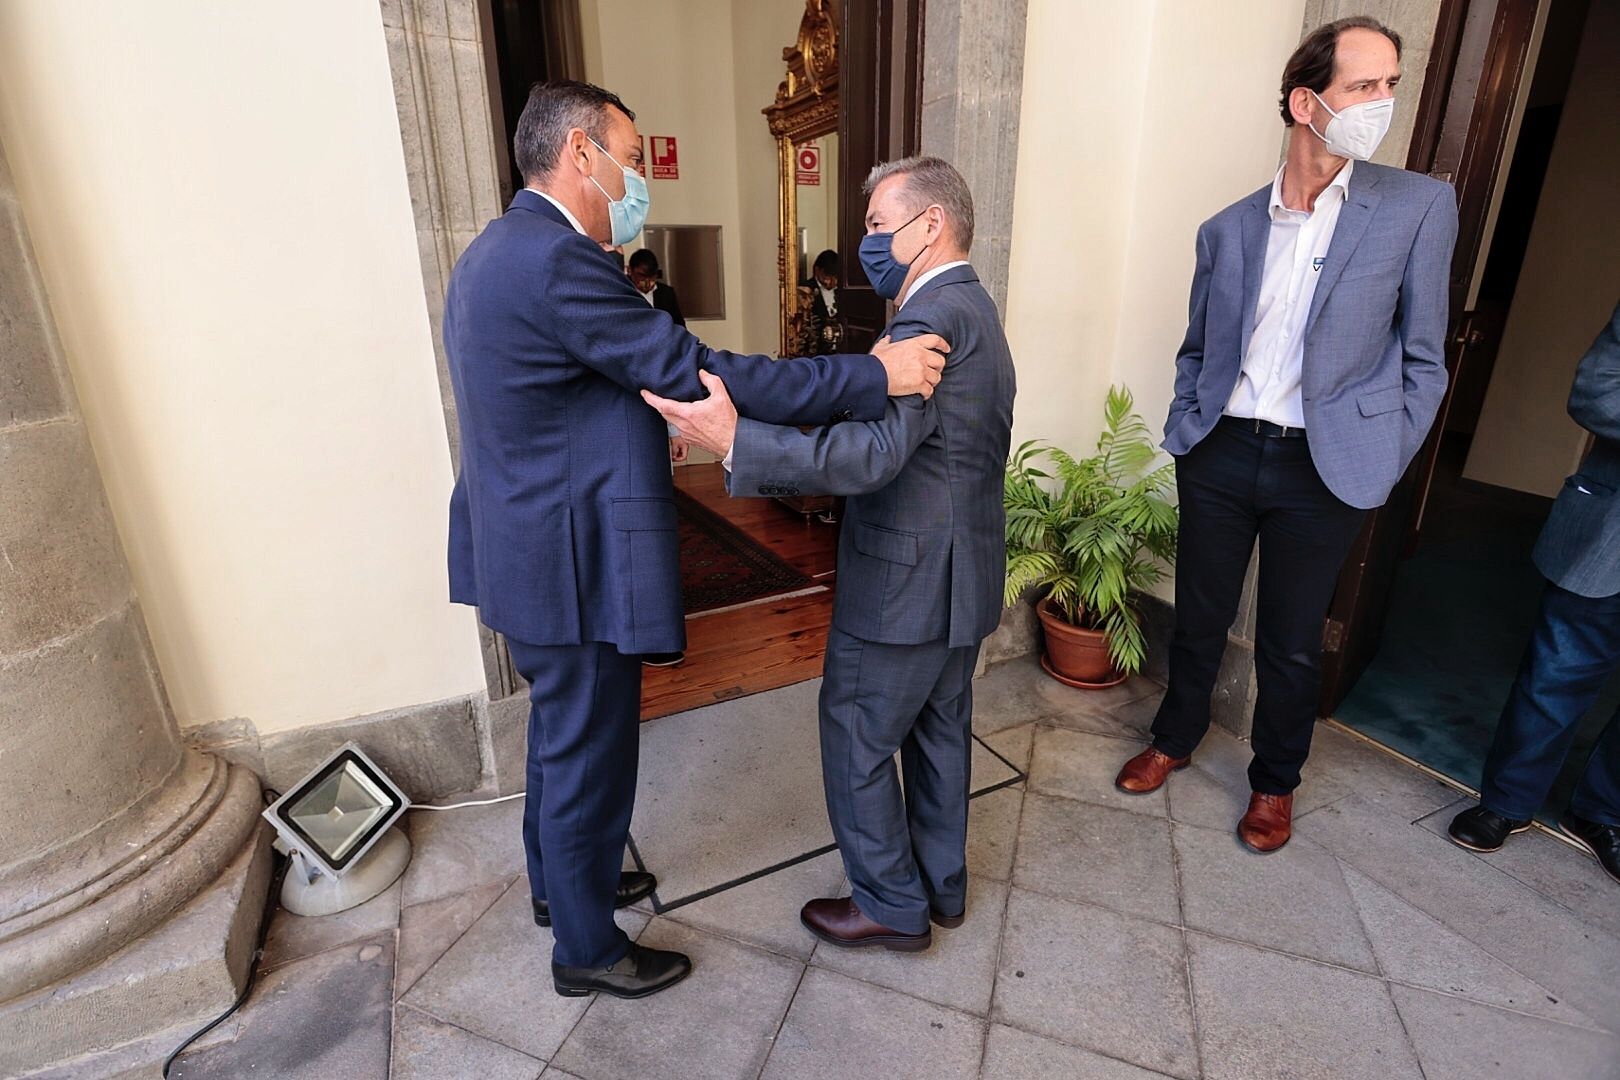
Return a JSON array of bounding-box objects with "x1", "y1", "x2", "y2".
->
[{"x1": 863, "y1": 155, "x2": 975, "y2": 251}]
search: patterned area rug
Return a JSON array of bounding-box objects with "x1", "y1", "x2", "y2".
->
[{"x1": 676, "y1": 489, "x2": 817, "y2": 614}]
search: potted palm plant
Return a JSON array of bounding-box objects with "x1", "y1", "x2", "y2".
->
[{"x1": 1004, "y1": 386, "x2": 1178, "y2": 687}]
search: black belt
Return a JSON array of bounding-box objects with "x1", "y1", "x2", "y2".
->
[{"x1": 1221, "y1": 415, "x2": 1307, "y2": 439}]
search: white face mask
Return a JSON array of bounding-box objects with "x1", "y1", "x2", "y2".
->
[{"x1": 1309, "y1": 91, "x2": 1394, "y2": 161}]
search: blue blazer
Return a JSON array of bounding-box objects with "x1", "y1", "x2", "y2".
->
[
  {"x1": 1164, "y1": 163, "x2": 1458, "y2": 510},
  {"x1": 444, "y1": 191, "x2": 888, "y2": 652},
  {"x1": 1534, "y1": 302, "x2": 1620, "y2": 599},
  {"x1": 728, "y1": 265, "x2": 1016, "y2": 647}
]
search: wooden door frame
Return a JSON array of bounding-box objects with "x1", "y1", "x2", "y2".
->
[{"x1": 1318, "y1": 0, "x2": 1544, "y2": 716}]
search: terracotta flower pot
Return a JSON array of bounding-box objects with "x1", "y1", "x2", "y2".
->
[{"x1": 1037, "y1": 597, "x2": 1128, "y2": 689}]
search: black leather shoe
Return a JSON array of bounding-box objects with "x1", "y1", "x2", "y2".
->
[
  {"x1": 553, "y1": 943, "x2": 692, "y2": 999},
  {"x1": 1559, "y1": 811, "x2": 1620, "y2": 885},
  {"x1": 1447, "y1": 805, "x2": 1531, "y2": 853},
  {"x1": 533, "y1": 870, "x2": 657, "y2": 927},
  {"x1": 929, "y1": 908, "x2": 965, "y2": 929}
]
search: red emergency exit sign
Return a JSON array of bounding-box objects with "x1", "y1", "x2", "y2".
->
[{"x1": 650, "y1": 136, "x2": 679, "y2": 180}]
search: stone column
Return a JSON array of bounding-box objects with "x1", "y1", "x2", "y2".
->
[
  {"x1": 0, "y1": 137, "x2": 264, "y2": 1066},
  {"x1": 920, "y1": 0, "x2": 1030, "y2": 316}
]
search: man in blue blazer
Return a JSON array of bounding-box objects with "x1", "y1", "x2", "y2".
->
[
  {"x1": 443, "y1": 81, "x2": 948, "y2": 999},
  {"x1": 1114, "y1": 17, "x2": 1458, "y2": 853},
  {"x1": 647, "y1": 157, "x2": 1015, "y2": 951},
  {"x1": 1449, "y1": 302, "x2": 1620, "y2": 885}
]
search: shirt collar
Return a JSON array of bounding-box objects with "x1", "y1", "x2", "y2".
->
[
  {"x1": 1268, "y1": 159, "x2": 1354, "y2": 217},
  {"x1": 900, "y1": 260, "x2": 970, "y2": 308},
  {"x1": 526, "y1": 187, "x2": 588, "y2": 235}
]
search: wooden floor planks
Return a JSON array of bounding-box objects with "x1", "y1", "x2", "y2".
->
[{"x1": 640, "y1": 463, "x2": 839, "y2": 721}]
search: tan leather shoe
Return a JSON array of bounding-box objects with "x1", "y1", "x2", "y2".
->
[
  {"x1": 800, "y1": 896, "x2": 931, "y2": 952},
  {"x1": 1238, "y1": 792, "x2": 1294, "y2": 853},
  {"x1": 1114, "y1": 747, "x2": 1191, "y2": 794}
]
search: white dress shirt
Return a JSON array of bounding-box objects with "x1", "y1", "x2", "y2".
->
[
  {"x1": 528, "y1": 188, "x2": 588, "y2": 235},
  {"x1": 901, "y1": 260, "x2": 970, "y2": 308},
  {"x1": 1225, "y1": 161, "x2": 1353, "y2": 429}
]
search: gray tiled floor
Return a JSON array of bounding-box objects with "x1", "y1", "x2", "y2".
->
[{"x1": 176, "y1": 657, "x2": 1620, "y2": 1079}]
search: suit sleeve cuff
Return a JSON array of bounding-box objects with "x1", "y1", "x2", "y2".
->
[{"x1": 849, "y1": 353, "x2": 890, "y2": 422}]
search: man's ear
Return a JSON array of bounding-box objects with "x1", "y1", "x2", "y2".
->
[
  {"x1": 564, "y1": 128, "x2": 591, "y2": 175},
  {"x1": 1289, "y1": 87, "x2": 1317, "y2": 128}
]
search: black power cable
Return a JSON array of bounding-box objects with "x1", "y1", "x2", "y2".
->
[{"x1": 161, "y1": 793, "x2": 287, "y2": 1079}]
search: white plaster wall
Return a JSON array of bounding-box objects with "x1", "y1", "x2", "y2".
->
[
  {"x1": 1465, "y1": 0, "x2": 1620, "y2": 497},
  {"x1": 0, "y1": 1, "x2": 487, "y2": 735}
]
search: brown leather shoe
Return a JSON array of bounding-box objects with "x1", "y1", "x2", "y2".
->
[
  {"x1": 800, "y1": 896, "x2": 931, "y2": 952},
  {"x1": 1238, "y1": 791, "x2": 1294, "y2": 853},
  {"x1": 1115, "y1": 747, "x2": 1191, "y2": 794}
]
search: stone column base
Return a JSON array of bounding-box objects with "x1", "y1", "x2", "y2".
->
[
  {"x1": 0, "y1": 826, "x2": 272, "y2": 1078},
  {"x1": 0, "y1": 754, "x2": 264, "y2": 1003}
]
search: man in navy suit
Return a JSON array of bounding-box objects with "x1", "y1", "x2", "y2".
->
[
  {"x1": 443, "y1": 80, "x2": 948, "y2": 999},
  {"x1": 1113, "y1": 17, "x2": 1458, "y2": 853},
  {"x1": 646, "y1": 157, "x2": 1015, "y2": 951}
]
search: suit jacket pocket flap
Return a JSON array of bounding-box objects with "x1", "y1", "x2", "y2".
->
[
  {"x1": 612, "y1": 498, "x2": 678, "y2": 531},
  {"x1": 851, "y1": 522, "x2": 919, "y2": 565},
  {"x1": 1357, "y1": 386, "x2": 1404, "y2": 417},
  {"x1": 1340, "y1": 253, "x2": 1405, "y2": 281}
]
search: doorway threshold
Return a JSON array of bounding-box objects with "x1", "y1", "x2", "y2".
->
[{"x1": 1320, "y1": 716, "x2": 1585, "y2": 853}]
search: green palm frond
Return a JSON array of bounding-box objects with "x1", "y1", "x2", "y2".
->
[{"x1": 1003, "y1": 384, "x2": 1180, "y2": 675}]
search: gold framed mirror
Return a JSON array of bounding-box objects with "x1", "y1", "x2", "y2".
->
[{"x1": 764, "y1": 0, "x2": 839, "y2": 357}]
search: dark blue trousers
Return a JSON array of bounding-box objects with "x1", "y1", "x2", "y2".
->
[
  {"x1": 1480, "y1": 581, "x2": 1620, "y2": 825},
  {"x1": 505, "y1": 638, "x2": 641, "y2": 968},
  {"x1": 819, "y1": 628, "x2": 981, "y2": 935}
]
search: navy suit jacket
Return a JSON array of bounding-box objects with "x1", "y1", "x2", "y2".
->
[
  {"x1": 728, "y1": 265, "x2": 1016, "y2": 647},
  {"x1": 1534, "y1": 302, "x2": 1620, "y2": 598},
  {"x1": 1164, "y1": 163, "x2": 1458, "y2": 509},
  {"x1": 445, "y1": 191, "x2": 888, "y2": 652}
]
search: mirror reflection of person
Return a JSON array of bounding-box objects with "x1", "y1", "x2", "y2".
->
[
  {"x1": 628, "y1": 248, "x2": 684, "y2": 326},
  {"x1": 795, "y1": 248, "x2": 844, "y2": 355}
]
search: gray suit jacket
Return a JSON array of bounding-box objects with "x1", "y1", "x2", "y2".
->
[
  {"x1": 1533, "y1": 302, "x2": 1620, "y2": 599},
  {"x1": 1164, "y1": 162, "x2": 1458, "y2": 510},
  {"x1": 728, "y1": 265, "x2": 1016, "y2": 647}
]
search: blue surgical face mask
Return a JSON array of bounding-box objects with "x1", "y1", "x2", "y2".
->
[
  {"x1": 857, "y1": 206, "x2": 930, "y2": 300},
  {"x1": 587, "y1": 136, "x2": 650, "y2": 245}
]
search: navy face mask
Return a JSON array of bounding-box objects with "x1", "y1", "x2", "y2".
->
[{"x1": 857, "y1": 206, "x2": 930, "y2": 300}]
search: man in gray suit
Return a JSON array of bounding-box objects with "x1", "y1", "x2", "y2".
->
[
  {"x1": 645, "y1": 156, "x2": 1015, "y2": 950},
  {"x1": 1448, "y1": 302, "x2": 1620, "y2": 885},
  {"x1": 1114, "y1": 16, "x2": 1458, "y2": 853}
]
